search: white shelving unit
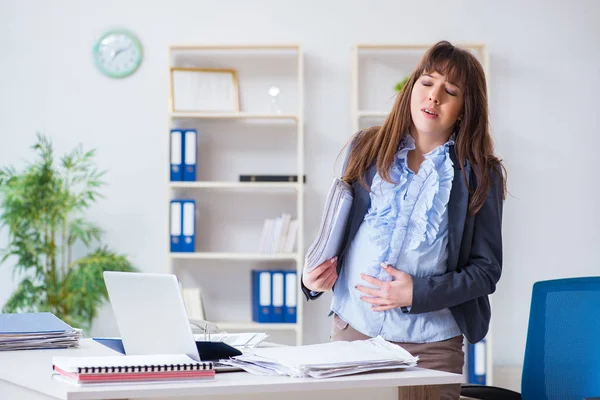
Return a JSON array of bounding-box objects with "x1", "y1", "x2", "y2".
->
[
  {"x1": 168, "y1": 182, "x2": 301, "y2": 190},
  {"x1": 350, "y1": 43, "x2": 493, "y2": 385},
  {"x1": 170, "y1": 253, "x2": 299, "y2": 261},
  {"x1": 167, "y1": 44, "x2": 304, "y2": 346}
]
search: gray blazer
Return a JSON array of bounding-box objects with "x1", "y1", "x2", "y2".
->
[{"x1": 301, "y1": 143, "x2": 504, "y2": 344}]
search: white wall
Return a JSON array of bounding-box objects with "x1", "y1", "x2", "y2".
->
[{"x1": 1, "y1": 0, "x2": 599, "y2": 380}]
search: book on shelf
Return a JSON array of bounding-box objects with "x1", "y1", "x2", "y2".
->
[
  {"x1": 259, "y1": 213, "x2": 298, "y2": 253},
  {"x1": 239, "y1": 175, "x2": 306, "y2": 183},
  {"x1": 52, "y1": 354, "x2": 215, "y2": 386}
]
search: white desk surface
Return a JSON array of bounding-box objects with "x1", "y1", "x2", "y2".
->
[{"x1": 0, "y1": 339, "x2": 463, "y2": 400}]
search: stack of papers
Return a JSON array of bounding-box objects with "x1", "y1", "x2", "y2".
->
[
  {"x1": 0, "y1": 312, "x2": 81, "y2": 351},
  {"x1": 221, "y1": 336, "x2": 418, "y2": 378},
  {"x1": 304, "y1": 178, "x2": 354, "y2": 272}
]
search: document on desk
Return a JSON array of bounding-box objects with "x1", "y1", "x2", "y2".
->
[
  {"x1": 220, "y1": 336, "x2": 418, "y2": 378},
  {"x1": 193, "y1": 332, "x2": 270, "y2": 349}
]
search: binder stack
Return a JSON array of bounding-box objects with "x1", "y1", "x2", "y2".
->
[
  {"x1": 170, "y1": 199, "x2": 196, "y2": 252},
  {"x1": 251, "y1": 270, "x2": 297, "y2": 323},
  {"x1": 170, "y1": 129, "x2": 197, "y2": 182}
]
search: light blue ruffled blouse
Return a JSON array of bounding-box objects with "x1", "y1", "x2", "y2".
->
[{"x1": 330, "y1": 133, "x2": 462, "y2": 343}]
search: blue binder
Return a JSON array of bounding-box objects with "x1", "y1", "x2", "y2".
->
[
  {"x1": 170, "y1": 200, "x2": 183, "y2": 252},
  {"x1": 181, "y1": 200, "x2": 196, "y2": 252},
  {"x1": 183, "y1": 129, "x2": 197, "y2": 182},
  {"x1": 284, "y1": 271, "x2": 297, "y2": 323},
  {"x1": 270, "y1": 271, "x2": 284, "y2": 323},
  {"x1": 170, "y1": 130, "x2": 183, "y2": 181},
  {"x1": 467, "y1": 339, "x2": 487, "y2": 384},
  {"x1": 251, "y1": 270, "x2": 272, "y2": 323},
  {"x1": 0, "y1": 312, "x2": 73, "y2": 334}
]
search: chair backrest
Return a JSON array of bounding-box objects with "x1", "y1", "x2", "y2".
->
[{"x1": 522, "y1": 277, "x2": 600, "y2": 400}]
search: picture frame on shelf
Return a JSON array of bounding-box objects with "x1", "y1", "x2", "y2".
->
[{"x1": 170, "y1": 67, "x2": 240, "y2": 113}]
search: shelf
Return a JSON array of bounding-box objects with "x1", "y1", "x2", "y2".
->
[
  {"x1": 170, "y1": 44, "x2": 301, "y2": 51},
  {"x1": 357, "y1": 110, "x2": 390, "y2": 118},
  {"x1": 169, "y1": 182, "x2": 301, "y2": 190},
  {"x1": 170, "y1": 252, "x2": 299, "y2": 261},
  {"x1": 212, "y1": 322, "x2": 299, "y2": 331},
  {"x1": 356, "y1": 43, "x2": 485, "y2": 51},
  {"x1": 169, "y1": 112, "x2": 299, "y2": 121}
]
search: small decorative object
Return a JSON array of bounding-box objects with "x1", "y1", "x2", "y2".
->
[
  {"x1": 93, "y1": 29, "x2": 143, "y2": 78},
  {"x1": 268, "y1": 86, "x2": 282, "y2": 115},
  {"x1": 0, "y1": 134, "x2": 137, "y2": 332},
  {"x1": 170, "y1": 68, "x2": 240, "y2": 113},
  {"x1": 394, "y1": 76, "x2": 410, "y2": 93}
]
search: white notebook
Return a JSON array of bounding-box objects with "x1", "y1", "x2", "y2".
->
[{"x1": 53, "y1": 354, "x2": 212, "y2": 374}]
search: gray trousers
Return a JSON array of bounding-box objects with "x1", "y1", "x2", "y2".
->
[{"x1": 331, "y1": 314, "x2": 465, "y2": 400}]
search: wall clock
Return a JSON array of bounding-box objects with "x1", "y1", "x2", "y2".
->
[{"x1": 93, "y1": 29, "x2": 143, "y2": 78}]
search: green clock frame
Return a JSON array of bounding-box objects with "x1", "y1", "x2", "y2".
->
[{"x1": 93, "y1": 29, "x2": 143, "y2": 79}]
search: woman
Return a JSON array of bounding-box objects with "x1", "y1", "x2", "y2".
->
[{"x1": 302, "y1": 40, "x2": 506, "y2": 400}]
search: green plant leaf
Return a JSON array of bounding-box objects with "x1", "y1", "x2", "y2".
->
[
  {"x1": 68, "y1": 218, "x2": 104, "y2": 247},
  {"x1": 0, "y1": 134, "x2": 136, "y2": 333},
  {"x1": 2, "y1": 278, "x2": 46, "y2": 314},
  {"x1": 394, "y1": 76, "x2": 410, "y2": 93},
  {"x1": 62, "y1": 247, "x2": 137, "y2": 330}
]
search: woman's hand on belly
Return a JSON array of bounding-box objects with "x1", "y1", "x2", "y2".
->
[{"x1": 355, "y1": 263, "x2": 413, "y2": 311}]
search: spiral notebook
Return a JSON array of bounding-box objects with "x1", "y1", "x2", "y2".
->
[{"x1": 52, "y1": 354, "x2": 215, "y2": 385}]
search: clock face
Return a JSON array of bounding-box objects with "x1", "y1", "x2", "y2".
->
[{"x1": 93, "y1": 30, "x2": 142, "y2": 78}]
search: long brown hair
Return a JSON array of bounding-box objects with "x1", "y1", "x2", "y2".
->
[{"x1": 342, "y1": 40, "x2": 506, "y2": 215}]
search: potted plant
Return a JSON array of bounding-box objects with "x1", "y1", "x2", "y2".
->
[
  {"x1": 0, "y1": 134, "x2": 136, "y2": 332},
  {"x1": 394, "y1": 76, "x2": 410, "y2": 93}
]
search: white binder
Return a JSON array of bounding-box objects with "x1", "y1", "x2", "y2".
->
[
  {"x1": 271, "y1": 271, "x2": 284, "y2": 322},
  {"x1": 170, "y1": 130, "x2": 183, "y2": 181},
  {"x1": 183, "y1": 130, "x2": 197, "y2": 181},
  {"x1": 170, "y1": 201, "x2": 182, "y2": 252},
  {"x1": 181, "y1": 200, "x2": 195, "y2": 252}
]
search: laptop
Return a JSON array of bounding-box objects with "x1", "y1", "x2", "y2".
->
[{"x1": 103, "y1": 271, "x2": 241, "y2": 371}]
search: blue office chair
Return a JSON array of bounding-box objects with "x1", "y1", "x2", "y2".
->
[{"x1": 461, "y1": 277, "x2": 600, "y2": 400}]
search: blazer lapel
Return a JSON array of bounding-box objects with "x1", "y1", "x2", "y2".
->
[
  {"x1": 339, "y1": 163, "x2": 377, "y2": 258},
  {"x1": 447, "y1": 145, "x2": 470, "y2": 271}
]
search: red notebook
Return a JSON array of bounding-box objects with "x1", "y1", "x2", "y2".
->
[{"x1": 52, "y1": 354, "x2": 215, "y2": 385}]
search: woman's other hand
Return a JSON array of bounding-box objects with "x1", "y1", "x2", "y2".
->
[{"x1": 302, "y1": 257, "x2": 338, "y2": 292}]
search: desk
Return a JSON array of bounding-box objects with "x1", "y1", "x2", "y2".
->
[{"x1": 0, "y1": 339, "x2": 462, "y2": 400}]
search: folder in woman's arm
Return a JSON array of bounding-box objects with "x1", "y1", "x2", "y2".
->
[{"x1": 304, "y1": 178, "x2": 354, "y2": 272}]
